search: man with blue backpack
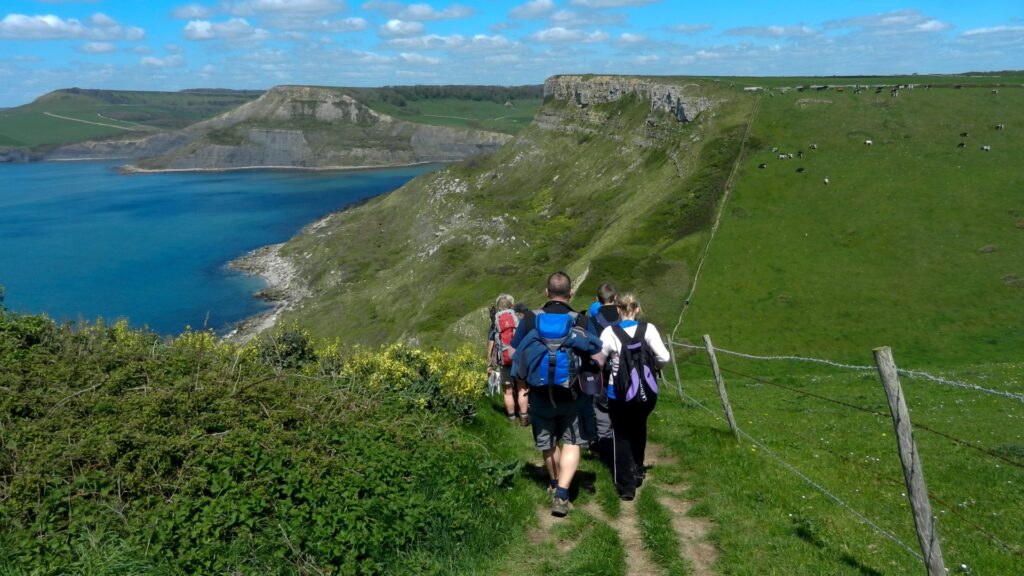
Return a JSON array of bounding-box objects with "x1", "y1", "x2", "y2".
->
[{"x1": 511, "y1": 271, "x2": 603, "y2": 518}]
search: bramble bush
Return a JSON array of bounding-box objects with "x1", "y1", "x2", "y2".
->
[{"x1": 0, "y1": 309, "x2": 505, "y2": 575}]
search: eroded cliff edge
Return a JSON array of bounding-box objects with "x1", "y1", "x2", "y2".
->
[{"x1": 46, "y1": 86, "x2": 512, "y2": 171}]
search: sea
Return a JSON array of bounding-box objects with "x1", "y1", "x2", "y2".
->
[{"x1": 0, "y1": 161, "x2": 438, "y2": 335}]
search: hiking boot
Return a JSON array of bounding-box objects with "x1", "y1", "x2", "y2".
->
[
  {"x1": 551, "y1": 496, "x2": 572, "y2": 518},
  {"x1": 619, "y1": 489, "x2": 635, "y2": 501},
  {"x1": 519, "y1": 414, "x2": 530, "y2": 427}
]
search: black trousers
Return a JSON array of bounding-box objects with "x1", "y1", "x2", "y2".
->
[{"x1": 608, "y1": 395, "x2": 657, "y2": 494}]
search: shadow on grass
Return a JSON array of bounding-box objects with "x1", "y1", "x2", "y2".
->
[
  {"x1": 793, "y1": 516, "x2": 883, "y2": 576},
  {"x1": 522, "y1": 462, "x2": 598, "y2": 501}
]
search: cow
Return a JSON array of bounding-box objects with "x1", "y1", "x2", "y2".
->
[
  {"x1": 992, "y1": 89, "x2": 999, "y2": 95},
  {"x1": 957, "y1": 142, "x2": 966, "y2": 149},
  {"x1": 778, "y1": 154, "x2": 787, "y2": 160},
  {"x1": 758, "y1": 163, "x2": 767, "y2": 169},
  {"x1": 796, "y1": 167, "x2": 805, "y2": 173},
  {"x1": 824, "y1": 177, "x2": 830, "y2": 185},
  {"x1": 960, "y1": 132, "x2": 969, "y2": 138},
  {"x1": 864, "y1": 140, "x2": 873, "y2": 146},
  {"x1": 981, "y1": 145, "x2": 992, "y2": 151},
  {"x1": 809, "y1": 143, "x2": 818, "y2": 150},
  {"x1": 996, "y1": 124, "x2": 1005, "y2": 130}
]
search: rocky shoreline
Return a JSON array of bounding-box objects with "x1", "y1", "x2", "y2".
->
[{"x1": 223, "y1": 243, "x2": 309, "y2": 343}]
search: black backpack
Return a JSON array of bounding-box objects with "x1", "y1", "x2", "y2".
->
[{"x1": 611, "y1": 323, "x2": 660, "y2": 403}]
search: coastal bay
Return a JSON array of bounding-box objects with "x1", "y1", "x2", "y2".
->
[{"x1": 0, "y1": 160, "x2": 437, "y2": 335}]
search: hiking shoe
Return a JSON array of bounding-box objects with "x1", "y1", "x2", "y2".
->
[
  {"x1": 519, "y1": 414, "x2": 530, "y2": 427},
  {"x1": 635, "y1": 467, "x2": 646, "y2": 487},
  {"x1": 619, "y1": 489, "x2": 635, "y2": 501},
  {"x1": 551, "y1": 496, "x2": 572, "y2": 518}
]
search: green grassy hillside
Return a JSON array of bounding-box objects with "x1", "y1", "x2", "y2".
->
[
  {"x1": 279, "y1": 80, "x2": 756, "y2": 345},
  {"x1": 0, "y1": 89, "x2": 263, "y2": 148},
  {"x1": 348, "y1": 85, "x2": 543, "y2": 135},
  {"x1": 267, "y1": 76, "x2": 1023, "y2": 574},
  {"x1": 681, "y1": 81, "x2": 1024, "y2": 368}
]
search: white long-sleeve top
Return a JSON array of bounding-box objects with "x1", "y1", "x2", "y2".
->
[{"x1": 600, "y1": 321, "x2": 671, "y2": 380}]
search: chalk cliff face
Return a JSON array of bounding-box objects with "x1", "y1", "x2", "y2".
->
[
  {"x1": 47, "y1": 85, "x2": 511, "y2": 170},
  {"x1": 543, "y1": 75, "x2": 713, "y2": 122}
]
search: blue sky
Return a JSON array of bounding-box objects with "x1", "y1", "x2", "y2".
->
[{"x1": 1, "y1": 0, "x2": 1022, "y2": 107}]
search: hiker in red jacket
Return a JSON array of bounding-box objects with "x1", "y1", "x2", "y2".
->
[{"x1": 487, "y1": 293, "x2": 528, "y2": 424}]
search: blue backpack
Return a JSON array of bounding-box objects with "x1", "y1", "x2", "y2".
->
[{"x1": 524, "y1": 312, "x2": 582, "y2": 390}]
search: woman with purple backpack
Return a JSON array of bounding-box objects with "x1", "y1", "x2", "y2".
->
[{"x1": 598, "y1": 292, "x2": 671, "y2": 500}]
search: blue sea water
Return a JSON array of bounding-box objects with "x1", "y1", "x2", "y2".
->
[{"x1": 0, "y1": 161, "x2": 437, "y2": 335}]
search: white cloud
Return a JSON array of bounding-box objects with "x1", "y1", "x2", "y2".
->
[
  {"x1": 353, "y1": 50, "x2": 393, "y2": 63},
  {"x1": 399, "y1": 3, "x2": 473, "y2": 20},
  {"x1": 725, "y1": 25, "x2": 816, "y2": 38},
  {"x1": 172, "y1": 4, "x2": 212, "y2": 19},
  {"x1": 0, "y1": 14, "x2": 86, "y2": 39},
  {"x1": 824, "y1": 10, "x2": 951, "y2": 36},
  {"x1": 88, "y1": 13, "x2": 117, "y2": 27},
  {"x1": 141, "y1": 54, "x2": 185, "y2": 68},
  {"x1": 268, "y1": 16, "x2": 366, "y2": 31},
  {"x1": 549, "y1": 9, "x2": 626, "y2": 27},
  {"x1": 569, "y1": 0, "x2": 657, "y2": 6},
  {"x1": 183, "y1": 18, "x2": 269, "y2": 41},
  {"x1": 0, "y1": 13, "x2": 144, "y2": 41},
  {"x1": 915, "y1": 20, "x2": 950, "y2": 33},
  {"x1": 225, "y1": 0, "x2": 344, "y2": 16},
  {"x1": 509, "y1": 0, "x2": 555, "y2": 20},
  {"x1": 671, "y1": 23, "x2": 711, "y2": 34},
  {"x1": 79, "y1": 41, "x2": 115, "y2": 53},
  {"x1": 467, "y1": 34, "x2": 515, "y2": 50},
  {"x1": 961, "y1": 25, "x2": 1024, "y2": 37},
  {"x1": 400, "y1": 52, "x2": 441, "y2": 64},
  {"x1": 378, "y1": 19, "x2": 424, "y2": 37},
  {"x1": 386, "y1": 33, "x2": 464, "y2": 49},
  {"x1": 531, "y1": 27, "x2": 609, "y2": 43},
  {"x1": 619, "y1": 32, "x2": 646, "y2": 44}
]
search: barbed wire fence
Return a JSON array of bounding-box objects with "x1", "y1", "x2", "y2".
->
[{"x1": 664, "y1": 336, "x2": 1024, "y2": 575}]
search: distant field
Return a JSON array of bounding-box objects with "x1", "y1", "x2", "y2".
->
[
  {"x1": 364, "y1": 97, "x2": 543, "y2": 135},
  {"x1": 681, "y1": 82, "x2": 1024, "y2": 369},
  {"x1": 0, "y1": 89, "x2": 262, "y2": 148}
]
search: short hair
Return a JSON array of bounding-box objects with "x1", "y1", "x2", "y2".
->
[
  {"x1": 546, "y1": 271, "x2": 572, "y2": 299},
  {"x1": 615, "y1": 292, "x2": 641, "y2": 314},
  {"x1": 596, "y1": 282, "x2": 616, "y2": 304},
  {"x1": 495, "y1": 293, "x2": 515, "y2": 310},
  {"x1": 513, "y1": 302, "x2": 529, "y2": 315}
]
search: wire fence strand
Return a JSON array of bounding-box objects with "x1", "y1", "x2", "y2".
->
[
  {"x1": 677, "y1": 388, "x2": 926, "y2": 563},
  {"x1": 669, "y1": 340, "x2": 1024, "y2": 403}
]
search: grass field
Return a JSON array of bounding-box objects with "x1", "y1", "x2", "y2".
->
[
  {"x1": 0, "y1": 88, "x2": 262, "y2": 148},
  {"x1": 363, "y1": 97, "x2": 543, "y2": 135},
  {"x1": 657, "y1": 80, "x2": 1024, "y2": 573},
  {"x1": 680, "y1": 83, "x2": 1024, "y2": 369}
]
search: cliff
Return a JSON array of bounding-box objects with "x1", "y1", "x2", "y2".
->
[
  {"x1": 270, "y1": 75, "x2": 753, "y2": 345},
  {"x1": 544, "y1": 75, "x2": 714, "y2": 122},
  {"x1": 108, "y1": 86, "x2": 511, "y2": 170}
]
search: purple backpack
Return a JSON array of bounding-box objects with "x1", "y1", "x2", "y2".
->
[{"x1": 612, "y1": 323, "x2": 660, "y2": 403}]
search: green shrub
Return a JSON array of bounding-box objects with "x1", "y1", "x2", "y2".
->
[{"x1": 0, "y1": 312, "x2": 499, "y2": 575}]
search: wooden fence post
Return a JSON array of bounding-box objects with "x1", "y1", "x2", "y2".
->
[
  {"x1": 703, "y1": 335, "x2": 740, "y2": 442},
  {"x1": 873, "y1": 347, "x2": 946, "y2": 576}
]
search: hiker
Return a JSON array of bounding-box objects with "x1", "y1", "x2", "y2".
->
[
  {"x1": 487, "y1": 293, "x2": 528, "y2": 424},
  {"x1": 511, "y1": 271, "x2": 603, "y2": 518},
  {"x1": 584, "y1": 283, "x2": 620, "y2": 470},
  {"x1": 600, "y1": 292, "x2": 670, "y2": 501}
]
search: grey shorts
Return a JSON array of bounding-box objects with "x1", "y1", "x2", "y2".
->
[{"x1": 529, "y1": 389, "x2": 596, "y2": 450}]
